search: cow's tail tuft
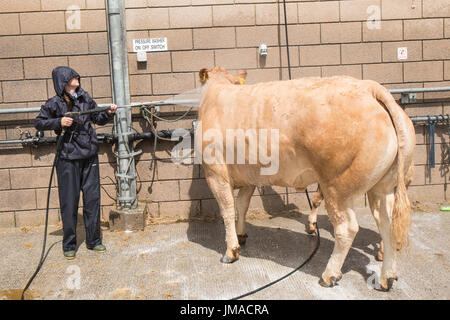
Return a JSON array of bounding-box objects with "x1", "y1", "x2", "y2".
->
[{"x1": 371, "y1": 82, "x2": 412, "y2": 251}]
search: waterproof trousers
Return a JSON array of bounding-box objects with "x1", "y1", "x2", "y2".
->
[{"x1": 56, "y1": 155, "x2": 102, "y2": 252}]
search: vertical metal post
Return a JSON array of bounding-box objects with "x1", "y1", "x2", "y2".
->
[{"x1": 107, "y1": 0, "x2": 138, "y2": 209}]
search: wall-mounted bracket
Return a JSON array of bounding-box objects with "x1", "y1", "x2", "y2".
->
[{"x1": 401, "y1": 92, "x2": 417, "y2": 104}]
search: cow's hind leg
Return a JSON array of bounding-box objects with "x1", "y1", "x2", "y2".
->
[
  {"x1": 320, "y1": 199, "x2": 359, "y2": 287},
  {"x1": 307, "y1": 187, "x2": 323, "y2": 234},
  {"x1": 236, "y1": 186, "x2": 255, "y2": 246},
  {"x1": 205, "y1": 175, "x2": 240, "y2": 263},
  {"x1": 367, "y1": 190, "x2": 398, "y2": 291}
]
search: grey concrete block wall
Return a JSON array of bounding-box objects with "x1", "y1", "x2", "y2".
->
[{"x1": 1, "y1": 0, "x2": 450, "y2": 227}]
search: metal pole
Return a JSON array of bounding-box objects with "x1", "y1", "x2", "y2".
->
[
  {"x1": 410, "y1": 115, "x2": 450, "y2": 123},
  {"x1": 107, "y1": 0, "x2": 138, "y2": 209}
]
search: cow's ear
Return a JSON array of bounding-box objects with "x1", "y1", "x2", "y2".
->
[
  {"x1": 237, "y1": 70, "x2": 247, "y2": 85},
  {"x1": 236, "y1": 71, "x2": 247, "y2": 85},
  {"x1": 199, "y1": 68, "x2": 209, "y2": 84},
  {"x1": 238, "y1": 70, "x2": 247, "y2": 80}
]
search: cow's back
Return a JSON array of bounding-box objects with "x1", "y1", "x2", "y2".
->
[{"x1": 198, "y1": 76, "x2": 398, "y2": 191}]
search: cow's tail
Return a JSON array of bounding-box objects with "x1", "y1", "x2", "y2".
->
[{"x1": 370, "y1": 82, "x2": 412, "y2": 251}]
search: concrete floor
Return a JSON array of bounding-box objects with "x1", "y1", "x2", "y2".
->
[{"x1": 0, "y1": 207, "x2": 448, "y2": 300}]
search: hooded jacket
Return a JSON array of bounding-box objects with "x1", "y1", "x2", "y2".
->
[{"x1": 35, "y1": 66, "x2": 113, "y2": 160}]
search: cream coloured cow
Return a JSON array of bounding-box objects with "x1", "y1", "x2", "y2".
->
[{"x1": 196, "y1": 66, "x2": 415, "y2": 291}]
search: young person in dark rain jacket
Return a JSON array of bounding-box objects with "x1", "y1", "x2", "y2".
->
[{"x1": 35, "y1": 66, "x2": 117, "y2": 260}]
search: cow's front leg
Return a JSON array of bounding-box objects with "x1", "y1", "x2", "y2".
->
[
  {"x1": 205, "y1": 175, "x2": 240, "y2": 263},
  {"x1": 236, "y1": 186, "x2": 255, "y2": 246},
  {"x1": 320, "y1": 202, "x2": 359, "y2": 287}
]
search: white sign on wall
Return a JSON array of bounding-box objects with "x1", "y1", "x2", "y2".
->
[
  {"x1": 133, "y1": 37, "x2": 168, "y2": 52},
  {"x1": 397, "y1": 47, "x2": 408, "y2": 60}
]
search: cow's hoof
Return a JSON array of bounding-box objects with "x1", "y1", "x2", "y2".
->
[
  {"x1": 375, "y1": 250, "x2": 384, "y2": 261},
  {"x1": 220, "y1": 248, "x2": 240, "y2": 264},
  {"x1": 318, "y1": 275, "x2": 341, "y2": 288},
  {"x1": 238, "y1": 234, "x2": 248, "y2": 246},
  {"x1": 376, "y1": 277, "x2": 397, "y2": 292},
  {"x1": 306, "y1": 223, "x2": 317, "y2": 235},
  {"x1": 220, "y1": 254, "x2": 239, "y2": 264}
]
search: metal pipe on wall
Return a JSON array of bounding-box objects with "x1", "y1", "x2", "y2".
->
[
  {"x1": 2, "y1": 87, "x2": 450, "y2": 115},
  {"x1": 107, "y1": 0, "x2": 138, "y2": 209}
]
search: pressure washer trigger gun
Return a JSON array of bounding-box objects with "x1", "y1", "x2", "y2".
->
[
  {"x1": 62, "y1": 111, "x2": 77, "y2": 142},
  {"x1": 63, "y1": 106, "x2": 112, "y2": 142}
]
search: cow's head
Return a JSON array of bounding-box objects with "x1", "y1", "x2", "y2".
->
[{"x1": 199, "y1": 66, "x2": 247, "y2": 86}]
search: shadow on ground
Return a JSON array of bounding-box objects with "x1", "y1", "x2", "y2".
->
[{"x1": 186, "y1": 184, "x2": 381, "y2": 284}]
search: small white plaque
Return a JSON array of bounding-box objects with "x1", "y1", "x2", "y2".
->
[
  {"x1": 133, "y1": 37, "x2": 167, "y2": 52},
  {"x1": 397, "y1": 47, "x2": 408, "y2": 60}
]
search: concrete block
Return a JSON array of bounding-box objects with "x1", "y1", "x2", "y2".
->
[
  {"x1": 109, "y1": 202, "x2": 146, "y2": 232},
  {"x1": 170, "y1": 6, "x2": 212, "y2": 28},
  {"x1": 322, "y1": 65, "x2": 362, "y2": 79},
  {"x1": 20, "y1": 12, "x2": 66, "y2": 34},
  {"x1": 0, "y1": 13, "x2": 20, "y2": 35},
  {"x1": 69, "y1": 54, "x2": 110, "y2": 77},
  {"x1": 0, "y1": 59, "x2": 23, "y2": 80},
  {"x1": 299, "y1": 1, "x2": 339, "y2": 23},
  {"x1": 193, "y1": 27, "x2": 235, "y2": 49},
  {"x1": 423, "y1": 40, "x2": 450, "y2": 60},
  {"x1": 0, "y1": 0, "x2": 41, "y2": 13},
  {"x1": 150, "y1": 29, "x2": 193, "y2": 50},
  {"x1": 0, "y1": 189, "x2": 36, "y2": 211},
  {"x1": 88, "y1": 32, "x2": 109, "y2": 54},
  {"x1": 340, "y1": 0, "x2": 380, "y2": 21},
  {"x1": 0, "y1": 35, "x2": 44, "y2": 58},
  {"x1": 213, "y1": 4, "x2": 255, "y2": 27},
  {"x1": 381, "y1": 0, "x2": 422, "y2": 19},
  {"x1": 2, "y1": 80, "x2": 47, "y2": 103},
  {"x1": 129, "y1": 74, "x2": 152, "y2": 96},
  {"x1": 15, "y1": 209, "x2": 59, "y2": 227},
  {"x1": 321, "y1": 22, "x2": 362, "y2": 44},
  {"x1": 41, "y1": 0, "x2": 86, "y2": 10},
  {"x1": 236, "y1": 26, "x2": 279, "y2": 47},
  {"x1": 363, "y1": 20, "x2": 403, "y2": 41},
  {"x1": 24, "y1": 57, "x2": 68, "y2": 80},
  {"x1": 404, "y1": 61, "x2": 444, "y2": 82},
  {"x1": 382, "y1": 41, "x2": 422, "y2": 62},
  {"x1": 404, "y1": 19, "x2": 443, "y2": 40},
  {"x1": 256, "y1": 3, "x2": 297, "y2": 25},
  {"x1": 0, "y1": 212, "x2": 15, "y2": 228},
  {"x1": 159, "y1": 200, "x2": 201, "y2": 219},
  {"x1": 423, "y1": 0, "x2": 450, "y2": 18},
  {"x1": 282, "y1": 24, "x2": 321, "y2": 46},
  {"x1": 0, "y1": 169, "x2": 10, "y2": 190},
  {"x1": 126, "y1": 8, "x2": 170, "y2": 30},
  {"x1": 342, "y1": 43, "x2": 381, "y2": 64},
  {"x1": 44, "y1": 33, "x2": 89, "y2": 55},
  {"x1": 152, "y1": 72, "x2": 195, "y2": 95},
  {"x1": 299, "y1": 45, "x2": 340, "y2": 66},
  {"x1": 363, "y1": 63, "x2": 403, "y2": 84},
  {"x1": 172, "y1": 50, "x2": 215, "y2": 72},
  {"x1": 215, "y1": 48, "x2": 258, "y2": 69}
]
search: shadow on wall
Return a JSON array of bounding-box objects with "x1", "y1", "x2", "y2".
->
[{"x1": 434, "y1": 126, "x2": 450, "y2": 195}]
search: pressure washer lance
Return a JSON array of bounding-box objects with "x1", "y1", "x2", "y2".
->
[{"x1": 21, "y1": 105, "x2": 113, "y2": 300}]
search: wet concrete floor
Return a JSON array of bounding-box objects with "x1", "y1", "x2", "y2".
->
[{"x1": 0, "y1": 207, "x2": 448, "y2": 300}]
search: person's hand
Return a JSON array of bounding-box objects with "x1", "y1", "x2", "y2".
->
[
  {"x1": 61, "y1": 117, "x2": 73, "y2": 127},
  {"x1": 108, "y1": 104, "x2": 118, "y2": 114}
]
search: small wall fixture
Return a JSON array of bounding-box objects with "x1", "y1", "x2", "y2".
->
[
  {"x1": 259, "y1": 44, "x2": 267, "y2": 57},
  {"x1": 137, "y1": 51, "x2": 147, "y2": 62}
]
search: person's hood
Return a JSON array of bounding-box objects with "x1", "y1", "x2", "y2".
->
[{"x1": 52, "y1": 66, "x2": 81, "y2": 97}]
